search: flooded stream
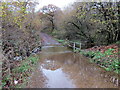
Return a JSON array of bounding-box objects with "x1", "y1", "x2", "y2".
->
[
  {"x1": 28, "y1": 45, "x2": 119, "y2": 88},
  {"x1": 27, "y1": 33, "x2": 118, "y2": 88}
]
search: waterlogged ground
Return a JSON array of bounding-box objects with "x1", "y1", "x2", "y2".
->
[{"x1": 27, "y1": 33, "x2": 118, "y2": 88}]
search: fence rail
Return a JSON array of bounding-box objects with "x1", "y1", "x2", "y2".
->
[
  {"x1": 65, "y1": 40, "x2": 82, "y2": 52},
  {"x1": 57, "y1": 39, "x2": 82, "y2": 52}
]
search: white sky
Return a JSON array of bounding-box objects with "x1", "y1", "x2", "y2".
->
[{"x1": 35, "y1": 0, "x2": 76, "y2": 11}]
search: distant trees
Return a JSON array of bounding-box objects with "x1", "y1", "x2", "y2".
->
[
  {"x1": 54, "y1": 2, "x2": 119, "y2": 47},
  {"x1": 38, "y1": 4, "x2": 62, "y2": 33}
]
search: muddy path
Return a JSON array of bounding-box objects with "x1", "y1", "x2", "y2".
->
[
  {"x1": 27, "y1": 33, "x2": 119, "y2": 88},
  {"x1": 40, "y1": 33, "x2": 60, "y2": 46}
]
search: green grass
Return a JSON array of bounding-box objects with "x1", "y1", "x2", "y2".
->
[
  {"x1": 2, "y1": 55, "x2": 39, "y2": 88},
  {"x1": 115, "y1": 41, "x2": 120, "y2": 44},
  {"x1": 80, "y1": 49, "x2": 120, "y2": 74},
  {"x1": 13, "y1": 56, "x2": 39, "y2": 73},
  {"x1": 57, "y1": 39, "x2": 65, "y2": 42},
  {"x1": 57, "y1": 39, "x2": 69, "y2": 45}
]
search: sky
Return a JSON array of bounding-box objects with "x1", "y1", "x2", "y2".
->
[
  {"x1": 35, "y1": 0, "x2": 119, "y2": 11},
  {"x1": 2, "y1": 0, "x2": 119, "y2": 11},
  {"x1": 35, "y1": 0, "x2": 76, "y2": 11}
]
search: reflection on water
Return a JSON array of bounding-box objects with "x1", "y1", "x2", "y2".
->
[
  {"x1": 40, "y1": 58, "x2": 76, "y2": 88},
  {"x1": 28, "y1": 44, "x2": 118, "y2": 88},
  {"x1": 41, "y1": 66, "x2": 75, "y2": 88}
]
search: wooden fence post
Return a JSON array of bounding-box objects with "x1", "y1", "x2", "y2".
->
[
  {"x1": 79, "y1": 43, "x2": 81, "y2": 50},
  {"x1": 73, "y1": 42, "x2": 75, "y2": 51}
]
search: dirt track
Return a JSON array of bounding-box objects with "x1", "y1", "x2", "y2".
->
[{"x1": 40, "y1": 33, "x2": 60, "y2": 46}]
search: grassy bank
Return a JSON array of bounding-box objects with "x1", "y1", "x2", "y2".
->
[
  {"x1": 2, "y1": 55, "x2": 39, "y2": 88},
  {"x1": 80, "y1": 48, "x2": 119, "y2": 74},
  {"x1": 57, "y1": 39, "x2": 120, "y2": 74}
]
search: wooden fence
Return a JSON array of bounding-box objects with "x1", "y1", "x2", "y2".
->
[{"x1": 65, "y1": 41, "x2": 82, "y2": 52}]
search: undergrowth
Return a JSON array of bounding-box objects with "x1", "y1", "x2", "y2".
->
[
  {"x1": 2, "y1": 55, "x2": 39, "y2": 88},
  {"x1": 80, "y1": 48, "x2": 120, "y2": 74}
]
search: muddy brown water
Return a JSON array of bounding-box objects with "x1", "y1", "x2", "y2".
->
[{"x1": 27, "y1": 33, "x2": 119, "y2": 88}]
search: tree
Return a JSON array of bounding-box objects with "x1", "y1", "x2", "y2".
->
[
  {"x1": 56, "y1": 2, "x2": 119, "y2": 47},
  {"x1": 1, "y1": 1, "x2": 40, "y2": 60},
  {"x1": 39, "y1": 4, "x2": 61, "y2": 33},
  {"x1": 90, "y1": 2, "x2": 119, "y2": 44},
  {"x1": 1, "y1": 1, "x2": 42, "y2": 88}
]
